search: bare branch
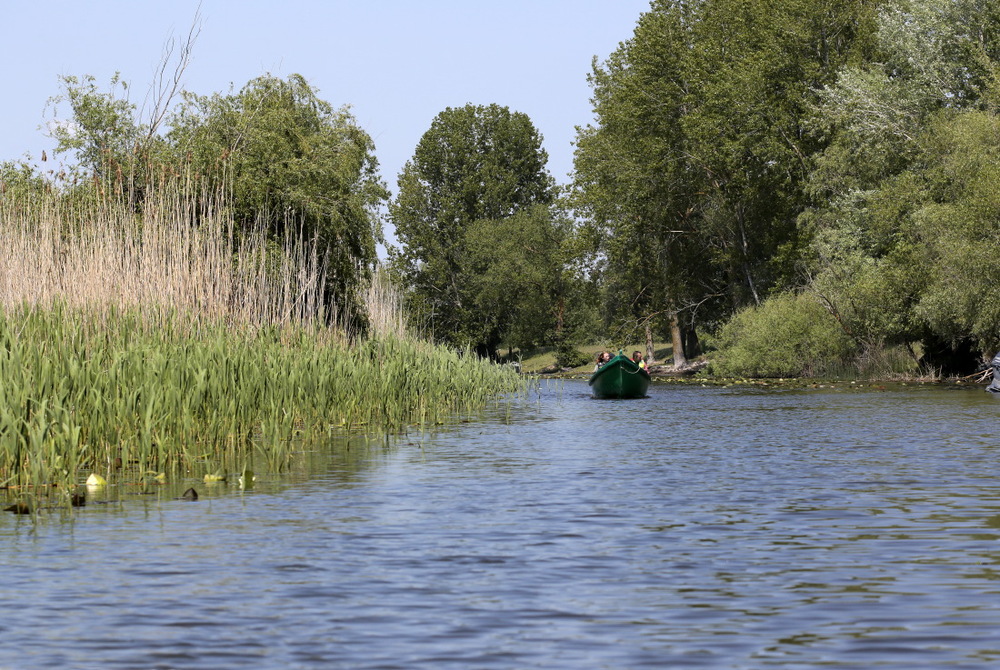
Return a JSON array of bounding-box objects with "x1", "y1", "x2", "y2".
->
[{"x1": 143, "y1": 3, "x2": 203, "y2": 142}]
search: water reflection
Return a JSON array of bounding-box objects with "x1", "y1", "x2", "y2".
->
[{"x1": 2, "y1": 380, "x2": 1000, "y2": 668}]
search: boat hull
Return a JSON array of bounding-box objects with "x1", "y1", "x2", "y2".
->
[{"x1": 589, "y1": 355, "x2": 650, "y2": 399}]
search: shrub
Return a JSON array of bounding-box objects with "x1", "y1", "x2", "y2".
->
[
  {"x1": 555, "y1": 341, "x2": 591, "y2": 369},
  {"x1": 712, "y1": 292, "x2": 855, "y2": 378}
]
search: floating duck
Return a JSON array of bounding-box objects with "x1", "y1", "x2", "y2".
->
[{"x1": 239, "y1": 470, "x2": 256, "y2": 489}]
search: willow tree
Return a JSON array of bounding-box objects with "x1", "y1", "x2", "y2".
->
[
  {"x1": 44, "y1": 69, "x2": 385, "y2": 330},
  {"x1": 389, "y1": 103, "x2": 555, "y2": 357},
  {"x1": 803, "y1": 0, "x2": 1000, "y2": 366},
  {"x1": 168, "y1": 74, "x2": 388, "y2": 329}
]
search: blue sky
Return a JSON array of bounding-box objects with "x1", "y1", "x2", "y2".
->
[{"x1": 3, "y1": 0, "x2": 649, "y2": 242}]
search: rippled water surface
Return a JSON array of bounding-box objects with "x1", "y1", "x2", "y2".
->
[{"x1": 3, "y1": 380, "x2": 1000, "y2": 669}]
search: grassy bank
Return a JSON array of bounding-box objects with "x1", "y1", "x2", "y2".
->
[{"x1": 0, "y1": 186, "x2": 523, "y2": 508}]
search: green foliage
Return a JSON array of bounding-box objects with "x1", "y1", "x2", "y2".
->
[
  {"x1": 712, "y1": 292, "x2": 855, "y2": 378},
  {"x1": 801, "y1": 177, "x2": 926, "y2": 349},
  {"x1": 798, "y1": 0, "x2": 1000, "y2": 367},
  {"x1": 390, "y1": 104, "x2": 557, "y2": 356},
  {"x1": 573, "y1": 0, "x2": 873, "y2": 357},
  {"x1": 169, "y1": 74, "x2": 387, "y2": 328},
  {"x1": 573, "y1": 2, "x2": 698, "y2": 333},
  {"x1": 910, "y1": 111, "x2": 1000, "y2": 353},
  {"x1": 0, "y1": 161, "x2": 51, "y2": 202},
  {"x1": 462, "y1": 206, "x2": 567, "y2": 352},
  {"x1": 43, "y1": 72, "x2": 385, "y2": 329},
  {"x1": 47, "y1": 73, "x2": 143, "y2": 177},
  {"x1": 555, "y1": 342, "x2": 591, "y2": 369},
  {"x1": 680, "y1": 0, "x2": 861, "y2": 302},
  {"x1": 464, "y1": 204, "x2": 595, "y2": 355}
]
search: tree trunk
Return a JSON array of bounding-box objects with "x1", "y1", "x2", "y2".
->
[
  {"x1": 554, "y1": 296, "x2": 565, "y2": 339},
  {"x1": 645, "y1": 320, "x2": 656, "y2": 365},
  {"x1": 682, "y1": 326, "x2": 700, "y2": 358},
  {"x1": 670, "y1": 312, "x2": 687, "y2": 368}
]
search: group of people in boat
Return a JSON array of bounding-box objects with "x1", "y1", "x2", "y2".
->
[{"x1": 593, "y1": 350, "x2": 648, "y2": 372}]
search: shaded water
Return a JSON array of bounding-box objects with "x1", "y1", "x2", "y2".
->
[{"x1": 3, "y1": 379, "x2": 1000, "y2": 669}]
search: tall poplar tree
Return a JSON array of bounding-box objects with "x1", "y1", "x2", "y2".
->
[
  {"x1": 390, "y1": 103, "x2": 555, "y2": 356},
  {"x1": 573, "y1": 2, "x2": 699, "y2": 364}
]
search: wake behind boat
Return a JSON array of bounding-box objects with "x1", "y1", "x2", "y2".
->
[{"x1": 589, "y1": 353, "x2": 650, "y2": 399}]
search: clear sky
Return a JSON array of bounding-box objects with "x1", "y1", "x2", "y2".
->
[{"x1": 2, "y1": 0, "x2": 649, "y2": 243}]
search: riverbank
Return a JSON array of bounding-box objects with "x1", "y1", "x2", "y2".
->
[
  {"x1": 516, "y1": 344, "x2": 984, "y2": 387},
  {"x1": 0, "y1": 187, "x2": 528, "y2": 506},
  {"x1": 543, "y1": 369, "x2": 988, "y2": 392}
]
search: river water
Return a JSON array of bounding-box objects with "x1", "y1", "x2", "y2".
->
[{"x1": 2, "y1": 379, "x2": 1000, "y2": 669}]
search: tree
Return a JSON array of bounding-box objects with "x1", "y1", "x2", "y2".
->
[
  {"x1": 167, "y1": 74, "x2": 387, "y2": 328},
  {"x1": 681, "y1": 0, "x2": 870, "y2": 305},
  {"x1": 390, "y1": 103, "x2": 555, "y2": 356},
  {"x1": 44, "y1": 70, "x2": 386, "y2": 329},
  {"x1": 462, "y1": 204, "x2": 589, "y2": 355},
  {"x1": 46, "y1": 21, "x2": 198, "y2": 199},
  {"x1": 910, "y1": 110, "x2": 1000, "y2": 355},
  {"x1": 802, "y1": 0, "x2": 1000, "y2": 365},
  {"x1": 573, "y1": 2, "x2": 702, "y2": 365},
  {"x1": 47, "y1": 73, "x2": 150, "y2": 191},
  {"x1": 0, "y1": 161, "x2": 52, "y2": 201},
  {"x1": 573, "y1": 0, "x2": 870, "y2": 365}
]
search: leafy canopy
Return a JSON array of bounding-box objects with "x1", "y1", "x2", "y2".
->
[{"x1": 390, "y1": 103, "x2": 556, "y2": 356}]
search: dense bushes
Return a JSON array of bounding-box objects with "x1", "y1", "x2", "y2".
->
[
  {"x1": 555, "y1": 341, "x2": 592, "y2": 369},
  {"x1": 711, "y1": 292, "x2": 855, "y2": 378}
]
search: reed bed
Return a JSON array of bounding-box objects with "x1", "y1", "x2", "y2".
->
[
  {"x1": 0, "y1": 185, "x2": 328, "y2": 329},
  {"x1": 0, "y1": 186, "x2": 524, "y2": 506}
]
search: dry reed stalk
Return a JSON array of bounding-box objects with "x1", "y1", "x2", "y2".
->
[
  {"x1": 0, "y1": 182, "x2": 413, "y2": 344},
  {"x1": 365, "y1": 266, "x2": 409, "y2": 339},
  {"x1": 0, "y1": 186, "x2": 337, "y2": 331}
]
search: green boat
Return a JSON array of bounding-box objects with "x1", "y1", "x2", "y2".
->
[{"x1": 589, "y1": 353, "x2": 650, "y2": 399}]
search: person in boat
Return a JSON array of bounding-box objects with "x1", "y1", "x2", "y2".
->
[
  {"x1": 987, "y1": 351, "x2": 1000, "y2": 393},
  {"x1": 632, "y1": 351, "x2": 647, "y2": 370},
  {"x1": 593, "y1": 351, "x2": 612, "y2": 371}
]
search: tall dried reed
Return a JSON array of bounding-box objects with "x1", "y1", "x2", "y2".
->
[
  {"x1": 364, "y1": 266, "x2": 410, "y2": 340},
  {"x1": 0, "y1": 183, "x2": 329, "y2": 330}
]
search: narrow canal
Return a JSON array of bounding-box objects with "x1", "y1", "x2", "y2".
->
[{"x1": 2, "y1": 379, "x2": 999, "y2": 669}]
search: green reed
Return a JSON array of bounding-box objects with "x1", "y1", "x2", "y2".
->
[
  {"x1": 0, "y1": 305, "x2": 524, "y2": 496},
  {"x1": 0, "y1": 184, "x2": 527, "y2": 511}
]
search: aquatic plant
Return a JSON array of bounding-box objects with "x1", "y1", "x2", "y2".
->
[
  {"x1": 0, "y1": 303, "x2": 522, "y2": 499},
  {"x1": 0, "y1": 185, "x2": 524, "y2": 502}
]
